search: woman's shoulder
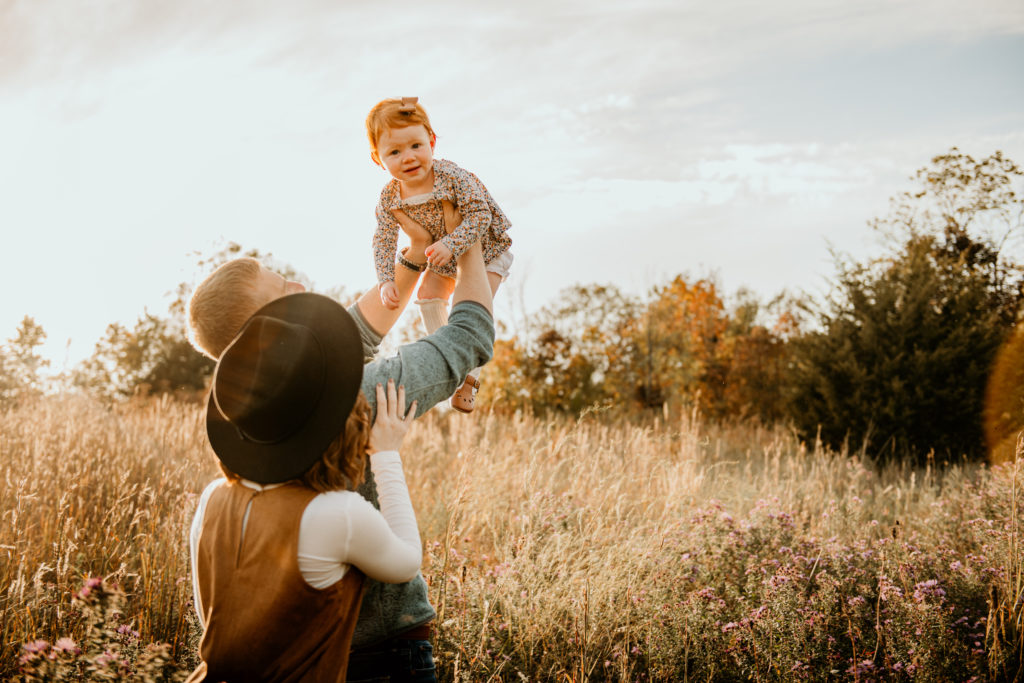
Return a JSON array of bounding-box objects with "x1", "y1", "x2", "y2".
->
[
  {"x1": 191, "y1": 478, "x2": 228, "y2": 525},
  {"x1": 199, "y1": 477, "x2": 228, "y2": 501},
  {"x1": 304, "y1": 489, "x2": 376, "y2": 519}
]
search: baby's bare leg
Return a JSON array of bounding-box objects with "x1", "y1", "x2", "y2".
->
[
  {"x1": 418, "y1": 271, "x2": 456, "y2": 301},
  {"x1": 415, "y1": 200, "x2": 461, "y2": 333}
]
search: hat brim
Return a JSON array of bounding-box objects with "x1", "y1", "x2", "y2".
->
[{"x1": 205, "y1": 292, "x2": 364, "y2": 484}]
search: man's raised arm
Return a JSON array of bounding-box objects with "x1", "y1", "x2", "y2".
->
[
  {"x1": 354, "y1": 218, "x2": 430, "y2": 338},
  {"x1": 448, "y1": 203, "x2": 493, "y2": 315},
  {"x1": 358, "y1": 203, "x2": 494, "y2": 420}
]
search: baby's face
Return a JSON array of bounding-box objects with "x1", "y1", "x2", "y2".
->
[{"x1": 377, "y1": 124, "x2": 434, "y2": 186}]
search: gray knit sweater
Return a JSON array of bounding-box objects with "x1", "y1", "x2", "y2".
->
[{"x1": 349, "y1": 300, "x2": 494, "y2": 648}]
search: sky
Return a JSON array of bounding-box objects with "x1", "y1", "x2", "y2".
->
[{"x1": 2, "y1": 0, "x2": 1023, "y2": 372}]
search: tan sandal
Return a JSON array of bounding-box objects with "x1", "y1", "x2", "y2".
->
[{"x1": 450, "y1": 376, "x2": 480, "y2": 413}]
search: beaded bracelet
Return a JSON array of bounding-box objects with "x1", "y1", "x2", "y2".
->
[{"x1": 397, "y1": 249, "x2": 426, "y2": 273}]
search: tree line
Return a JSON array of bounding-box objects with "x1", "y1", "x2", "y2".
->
[
  {"x1": 479, "y1": 149, "x2": 1024, "y2": 464},
  {"x1": 2, "y1": 149, "x2": 1022, "y2": 464}
]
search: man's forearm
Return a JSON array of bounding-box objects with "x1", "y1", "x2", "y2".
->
[
  {"x1": 356, "y1": 243, "x2": 426, "y2": 337},
  {"x1": 451, "y1": 242, "x2": 493, "y2": 314},
  {"x1": 360, "y1": 300, "x2": 494, "y2": 420}
]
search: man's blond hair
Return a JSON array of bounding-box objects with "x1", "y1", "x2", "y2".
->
[{"x1": 187, "y1": 257, "x2": 265, "y2": 359}]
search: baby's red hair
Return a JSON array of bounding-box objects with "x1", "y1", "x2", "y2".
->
[{"x1": 365, "y1": 97, "x2": 436, "y2": 166}]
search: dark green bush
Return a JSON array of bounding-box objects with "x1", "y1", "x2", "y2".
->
[{"x1": 787, "y1": 149, "x2": 1024, "y2": 463}]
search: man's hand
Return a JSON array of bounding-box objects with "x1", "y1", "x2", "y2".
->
[
  {"x1": 425, "y1": 242, "x2": 453, "y2": 268},
  {"x1": 379, "y1": 281, "x2": 400, "y2": 310},
  {"x1": 442, "y1": 201, "x2": 461, "y2": 234},
  {"x1": 391, "y1": 209, "x2": 432, "y2": 252}
]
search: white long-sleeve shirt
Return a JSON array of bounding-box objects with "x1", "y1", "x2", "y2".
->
[{"x1": 189, "y1": 451, "x2": 420, "y2": 627}]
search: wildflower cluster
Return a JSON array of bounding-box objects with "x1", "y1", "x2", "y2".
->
[
  {"x1": 5, "y1": 396, "x2": 1023, "y2": 680},
  {"x1": 17, "y1": 577, "x2": 186, "y2": 682},
  {"x1": 425, "y1": 461, "x2": 1023, "y2": 681}
]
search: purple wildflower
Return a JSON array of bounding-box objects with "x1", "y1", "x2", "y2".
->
[
  {"x1": 117, "y1": 624, "x2": 140, "y2": 639},
  {"x1": 912, "y1": 579, "x2": 946, "y2": 602},
  {"x1": 53, "y1": 637, "x2": 79, "y2": 653},
  {"x1": 23, "y1": 640, "x2": 49, "y2": 654}
]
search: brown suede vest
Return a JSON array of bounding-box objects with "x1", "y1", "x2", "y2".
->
[{"x1": 188, "y1": 482, "x2": 365, "y2": 683}]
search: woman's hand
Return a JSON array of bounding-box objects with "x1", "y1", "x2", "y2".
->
[{"x1": 369, "y1": 379, "x2": 418, "y2": 453}]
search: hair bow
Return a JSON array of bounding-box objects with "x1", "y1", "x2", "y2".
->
[{"x1": 398, "y1": 96, "x2": 418, "y2": 113}]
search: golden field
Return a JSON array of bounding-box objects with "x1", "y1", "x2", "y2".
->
[{"x1": 2, "y1": 395, "x2": 1022, "y2": 681}]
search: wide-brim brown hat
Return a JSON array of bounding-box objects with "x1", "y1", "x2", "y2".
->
[{"x1": 206, "y1": 292, "x2": 364, "y2": 484}]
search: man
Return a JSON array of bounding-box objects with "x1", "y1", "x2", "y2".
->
[{"x1": 187, "y1": 206, "x2": 491, "y2": 681}]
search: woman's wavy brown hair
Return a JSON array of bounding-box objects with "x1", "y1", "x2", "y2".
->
[
  {"x1": 219, "y1": 392, "x2": 372, "y2": 492},
  {"x1": 301, "y1": 392, "x2": 372, "y2": 492}
]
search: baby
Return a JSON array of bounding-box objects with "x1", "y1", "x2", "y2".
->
[{"x1": 366, "y1": 96, "x2": 513, "y2": 413}]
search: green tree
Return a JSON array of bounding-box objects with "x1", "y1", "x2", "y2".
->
[
  {"x1": 73, "y1": 312, "x2": 214, "y2": 401},
  {"x1": 75, "y1": 242, "x2": 322, "y2": 401},
  {"x1": 788, "y1": 149, "x2": 1024, "y2": 463},
  {"x1": 0, "y1": 316, "x2": 50, "y2": 404}
]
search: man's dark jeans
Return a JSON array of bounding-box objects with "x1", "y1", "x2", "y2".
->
[{"x1": 346, "y1": 639, "x2": 437, "y2": 683}]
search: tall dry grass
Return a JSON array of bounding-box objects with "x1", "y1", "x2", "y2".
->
[
  {"x1": 2, "y1": 396, "x2": 1022, "y2": 681},
  {"x1": 1, "y1": 396, "x2": 212, "y2": 677}
]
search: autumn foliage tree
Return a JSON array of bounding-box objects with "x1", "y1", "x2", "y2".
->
[
  {"x1": 479, "y1": 284, "x2": 640, "y2": 413},
  {"x1": 480, "y1": 278, "x2": 792, "y2": 419},
  {"x1": 634, "y1": 277, "x2": 730, "y2": 414},
  {"x1": 631, "y1": 278, "x2": 792, "y2": 422},
  {"x1": 984, "y1": 321, "x2": 1024, "y2": 464},
  {"x1": 716, "y1": 292, "x2": 794, "y2": 423}
]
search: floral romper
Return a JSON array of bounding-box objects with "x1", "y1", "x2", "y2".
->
[{"x1": 372, "y1": 158, "x2": 513, "y2": 284}]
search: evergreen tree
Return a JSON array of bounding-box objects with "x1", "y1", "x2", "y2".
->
[{"x1": 788, "y1": 150, "x2": 1024, "y2": 462}]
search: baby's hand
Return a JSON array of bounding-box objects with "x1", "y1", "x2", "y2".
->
[
  {"x1": 425, "y1": 241, "x2": 453, "y2": 268},
  {"x1": 369, "y1": 380, "x2": 417, "y2": 453},
  {"x1": 379, "y1": 281, "x2": 400, "y2": 309}
]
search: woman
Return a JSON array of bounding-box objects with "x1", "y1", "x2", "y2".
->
[{"x1": 188, "y1": 292, "x2": 421, "y2": 682}]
